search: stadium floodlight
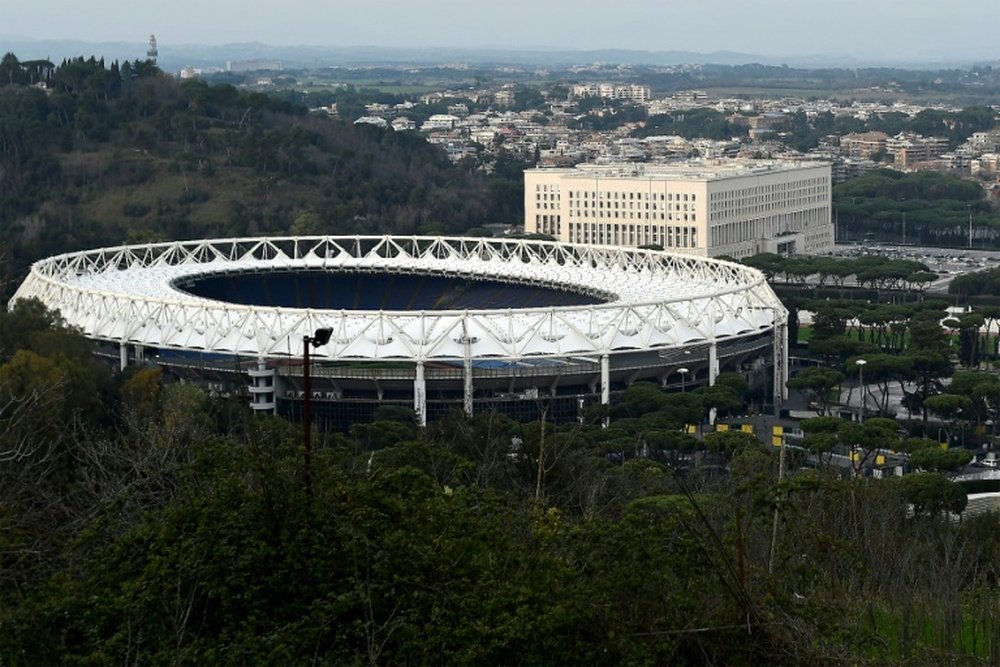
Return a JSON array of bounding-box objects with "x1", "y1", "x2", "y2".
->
[{"x1": 311, "y1": 328, "x2": 333, "y2": 347}]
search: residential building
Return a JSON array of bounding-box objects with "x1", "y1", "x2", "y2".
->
[
  {"x1": 887, "y1": 132, "x2": 949, "y2": 168},
  {"x1": 571, "y1": 83, "x2": 651, "y2": 103},
  {"x1": 967, "y1": 131, "x2": 1000, "y2": 153},
  {"x1": 354, "y1": 116, "x2": 387, "y2": 128},
  {"x1": 420, "y1": 114, "x2": 461, "y2": 132},
  {"x1": 494, "y1": 86, "x2": 516, "y2": 107},
  {"x1": 840, "y1": 132, "x2": 889, "y2": 159},
  {"x1": 390, "y1": 117, "x2": 416, "y2": 132},
  {"x1": 524, "y1": 160, "x2": 833, "y2": 258},
  {"x1": 972, "y1": 153, "x2": 1000, "y2": 177},
  {"x1": 671, "y1": 90, "x2": 709, "y2": 104}
]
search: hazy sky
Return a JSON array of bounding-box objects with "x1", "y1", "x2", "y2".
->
[{"x1": 3, "y1": 0, "x2": 997, "y2": 62}]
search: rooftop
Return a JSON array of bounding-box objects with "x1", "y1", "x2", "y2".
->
[{"x1": 528, "y1": 159, "x2": 829, "y2": 182}]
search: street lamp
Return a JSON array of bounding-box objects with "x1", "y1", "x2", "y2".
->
[
  {"x1": 855, "y1": 359, "x2": 867, "y2": 424},
  {"x1": 678, "y1": 367, "x2": 690, "y2": 393},
  {"x1": 302, "y1": 327, "x2": 333, "y2": 502}
]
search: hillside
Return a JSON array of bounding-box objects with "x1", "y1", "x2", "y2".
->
[{"x1": 0, "y1": 54, "x2": 522, "y2": 291}]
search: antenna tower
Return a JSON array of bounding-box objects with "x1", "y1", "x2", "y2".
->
[{"x1": 147, "y1": 35, "x2": 158, "y2": 64}]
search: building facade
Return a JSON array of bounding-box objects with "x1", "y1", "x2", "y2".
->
[
  {"x1": 571, "y1": 83, "x2": 651, "y2": 103},
  {"x1": 886, "y1": 132, "x2": 949, "y2": 168},
  {"x1": 524, "y1": 160, "x2": 834, "y2": 259},
  {"x1": 840, "y1": 131, "x2": 889, "y2": 160}
]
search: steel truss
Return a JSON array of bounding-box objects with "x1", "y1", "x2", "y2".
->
[{"x1": 13, "y1": 236, "x2": 786, "y2": 363}]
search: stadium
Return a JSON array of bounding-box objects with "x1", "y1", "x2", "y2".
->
[{"x1": 11, "y1": 236, "x2": 788, "y2": 426}]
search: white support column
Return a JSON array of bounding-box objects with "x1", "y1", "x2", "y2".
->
[
  {"x1": 772, "y1": 318, "x2": 788, "y2": 414},
  {"x1": 463, "y1": 331, "x2": 474, "y2": 416},
  {"x1": 781, "y1": 321, "x2": 789, "y2": 402},
  {"x1": 708, "y1": 340, "x2": 718, "y2": 386},
  {"x1": 133, "y1": 344, "x2": 144, "y2": 364},
  {"x1": 414, "y1": 361, "x2": 427, "y2": 427},
  {"x1": 600, "y1": 354, "x2": 610, "y2": 405},
  {"x1": 119, "y1": 342, "x2": 128, "y2": 371}
]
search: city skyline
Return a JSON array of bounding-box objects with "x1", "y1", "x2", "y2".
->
[{"x1": 2, "y1": 0, "x2": 998, "y2": 64}]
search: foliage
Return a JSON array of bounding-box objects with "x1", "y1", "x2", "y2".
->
[
  {"x1": 909, "y1": 446, "x2": 973, "y2": 473},
  {"x1": 897, "y1": 472, "x2": 968, "y2": 516},
  {"x1": 0, "y1": 54, "x2": 521, "y2": 293},
  {"x1": 832, "y1": 169, "x2": 996, "y2": 246},
  {"x1": 0, "y1": 329, "x2": 996, "y2": 664},
  {"x1": 634, "y1": 107, "x2": 741, "y2": 140},
  {"x1": 951, "y1": 266, "x2": 1000, "y2": 299},
  {"x1": 787, "y1": 367, "x2": 844, "y2": 415}
]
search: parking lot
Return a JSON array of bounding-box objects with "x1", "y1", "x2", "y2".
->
[{"x1": 829, "y1": 242, "x2": 1000, "y2": 292}]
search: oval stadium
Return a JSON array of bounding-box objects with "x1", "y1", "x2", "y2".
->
[{"x1": 10, "y1": 236, "x2": 788, "y2": 426}]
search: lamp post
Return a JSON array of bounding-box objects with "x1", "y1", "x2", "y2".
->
[
  {"x1": 302, "y1": 327, "x2": 333, "y2": 503},
  {"x1": 678, "y1": 367, "x2": 690, "y2": 393},
  {"x1": 855, "y1": 359, "x2": 867, "y2": 424}
]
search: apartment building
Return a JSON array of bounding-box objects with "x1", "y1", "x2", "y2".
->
[
  {"x1": 571, "y1": 83, "x2": 651, "y2": 103},
  {"x1": 887, "y1": 132, "x2": 949, "y2": 168},
  {"x1": 840, "y1": 131, "x2": 889, "y2": 159},
  {"x1": 524, "y1": 160, "x2": 833, "y2": 259}
]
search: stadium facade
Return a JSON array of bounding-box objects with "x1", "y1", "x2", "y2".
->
[
  {"x1": 11, "y1": 236, "x2": 788, "y2": 426},
  {"x1": 524, "y1": 160, "x2": 834, "y2": 259}
]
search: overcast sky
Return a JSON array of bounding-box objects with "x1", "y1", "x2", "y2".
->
[{"x1": 3, "y1": 0, "x2": 996, "y2": 62}]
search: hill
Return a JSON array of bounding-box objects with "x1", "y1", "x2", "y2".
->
[{"x1": 0, "y1": 54, "x2": 521, "y2": 291}]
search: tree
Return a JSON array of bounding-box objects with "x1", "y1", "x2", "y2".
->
[
  {"x1": 925, "y1": 393, "x2": 973, "y2": 445},
  {"x1": 898, "y1": 472, "x2": 967, "y2": 516},
  {"x1": 849, "y1": 353, "x2": 912, "y2": 416},
  {"x1": 695, "y1": 382, "x2": 744, "y2": 422},
  {"x1": 787, "y1": 367, "x2": 844, "y2": 415},
  {"x1": 909, "y1": 304, "x2": 951, "y2": 355},
  {"x1": 0, "y1": 53, "x2": 24, "y2": 86},
  {"x1": 903, "y1": 350, "x2": 952, "y2": 424},
  {"x1": 957, "y1": 313, "x2": 986, "y2": 368},
  {"x1": 741, "y1": 252, "x2": 785, "y2": 280},
  {"x1": 909, "y1": 446, "x2": 972, "y2": 474},
  {"x1": 702, "y1": 430, "x2": 762, "y2": 457}
]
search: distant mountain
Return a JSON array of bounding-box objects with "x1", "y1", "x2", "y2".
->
[{"x1": 1, "y1": 37, "x2": 983, "y2": 72}]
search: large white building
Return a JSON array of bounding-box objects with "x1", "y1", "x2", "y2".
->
[
  {"x1": 570, "y1": 83, "x2": 651, "y2": 103},
  {"x1": 524, "y1": 160, "x2": 834, "y2": 258}
]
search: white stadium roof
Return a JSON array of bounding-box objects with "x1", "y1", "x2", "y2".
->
[{"x1": 11, "y1": 236, "x2": 786, "y2": 361}]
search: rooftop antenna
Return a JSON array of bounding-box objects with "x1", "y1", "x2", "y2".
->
[{"x1": 147, "y1": 35, "x2": 158, "y2": 65}]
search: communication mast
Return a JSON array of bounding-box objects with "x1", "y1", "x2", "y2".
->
[{"x1": 147, "y1": 35, "x2": 158, "y2": 65}]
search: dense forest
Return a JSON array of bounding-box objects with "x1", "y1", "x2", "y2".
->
[
  {"x1": 1, "y1": 299, "x2": 998, "y2": 665},
  {"x1": 0, "y1": 53, "x2": 526, "y2": 293},
  {"x1": 831, "y1": 170, "x2": 1000, "y2": 246}
]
